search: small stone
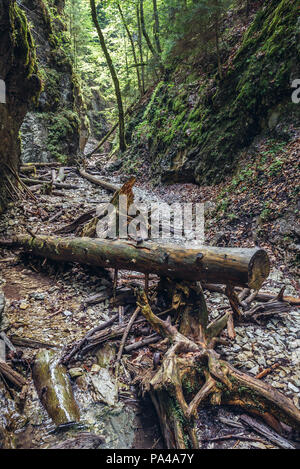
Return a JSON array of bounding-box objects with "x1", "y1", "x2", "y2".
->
[
  {"x1": 20, "y1": 302, "x2": 29, "y2": 310},
  {"x1": 288, "y1": 382, "x2": 299, "y2": 393},
  {"x1": 91, "y1": 364, "x2": 101, "y2": 373},
  {"x1": 69, "y1": 367, "x2": 84, "y2": 378},
  {"x1": 63, "y1": 310, "x2": 73, "y2": 317},
  {"x1": 291, "y1": 375, "x2": 300, "y2": 387},
  {"x1": 30, "y1": 292, "x2": 46, "y2": 300},
  {"x1": 289, "y1": 340, "x2": 300, "y2": 350},
  {"x1": 256, "y1": 356, "x2": 266, "y2": 367},
  {"x1": 249, "y1": 365, "x2": 259, "y2": 375}
]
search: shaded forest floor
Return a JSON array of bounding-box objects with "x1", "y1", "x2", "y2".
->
[{"x1": 0, "y1": 132, "x2": 299, "y2": 449}]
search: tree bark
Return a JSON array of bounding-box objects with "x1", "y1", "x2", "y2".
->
[
  {"x1": 152, "y1": 0, "x2": 162, "y2": 54},
  {"x1": 136, "y1": 2, "x2": 146, "y2": 93},
  {"x1": 139, "y1": 0, "x2": 164, "y2": 74},
  {"x1": 117, "y1": 2, "x2": 143, "y2": 96},
  {"x1": 2, "y1": 235, "x2": 270, "y2": 290},
  {"x1": 90, "y1": 0, "x2": 126, "y2": 152}
]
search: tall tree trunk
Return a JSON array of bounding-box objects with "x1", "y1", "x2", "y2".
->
[
  {"x1": 214, "y1": 0, "x2": 222, "y2": 80},
  {"x1": 90, "y1": 0, "x2": 126, "y2": 152},
  {"x1": 152, "y1": 0, "x2": 162, "y2": 54},
  {"x1": 117, "y1": 2, "x2": 143, "y2": 97},
  {"x1": 137, "y1": 2, "x2": 146, "y2": 93},
  {"x1": 139, "y1": 0, "x2": 164, "y2": 74}
]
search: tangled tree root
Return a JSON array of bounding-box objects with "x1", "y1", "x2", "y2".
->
[{"x1": 134, "y1": 285, "x2": 300, "y2": 449}]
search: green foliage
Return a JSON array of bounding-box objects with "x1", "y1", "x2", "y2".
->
[{"x1": 46, "y1": 110, "x2": 80, "y2": 162}]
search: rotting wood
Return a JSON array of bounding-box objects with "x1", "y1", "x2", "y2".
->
[
  {"x1": 132, "y1": 289, "x2": 300, "y2": 449},
  {"x1": 0, "y1": 235, "x2": 270, "y2": 290},
  {"x1": 239, "y1": 414, "x2": 296, "y2": 450},
  {"x1": 32, "y1": 350, "x2": 80, "y2": 426}
]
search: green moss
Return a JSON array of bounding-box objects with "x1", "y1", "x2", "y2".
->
[
  {"x1": 124, "y1": 0, "x2": 298, "y2": 185},
  {"x1": 46, "y1": 110, "x2": 80, "y2": 162}
]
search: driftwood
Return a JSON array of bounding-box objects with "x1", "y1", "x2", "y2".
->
[
  {"x1": 60, "y1": 313, "x2": 119, "y2": 364},
  {"x1": 0, "y1": 235, "x2": 270, "y2": 290}
]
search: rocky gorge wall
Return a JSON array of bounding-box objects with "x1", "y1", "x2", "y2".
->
[
  {"x1": 19, "y1": 0, "x2": 89, "y2": 164},
  {"x1": 0, "y1": 0, "x2": 41, "y2": 213},
  {"x1": 124, "y1": 0, "x2": 300, "y2": 185}
]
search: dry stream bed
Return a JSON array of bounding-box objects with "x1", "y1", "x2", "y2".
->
[{"x1": 0, "y1": 161, "x2": 299, "y2": 449}]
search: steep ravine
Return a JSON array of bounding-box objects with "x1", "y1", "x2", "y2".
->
[{"x1": 123, "y1": 0, "x2": 299, "y2": 185}]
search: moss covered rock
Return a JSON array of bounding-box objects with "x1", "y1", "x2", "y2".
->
[
  {"x1": 0, "y1": 0, "x2": 41, "y2": 212},
  {"x1": 20, "y1": 0, "x2": 89, "y2": 164},
  {"x1": 126, "y1": 0, "x2": 299, "y2": 185}
]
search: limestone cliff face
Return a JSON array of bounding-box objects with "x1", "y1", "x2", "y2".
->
[
  {"x1": 19, "y1": 0, "x2": 89, "y2": 164},
  {"x1": 0, "y1": 0, "x2": 41, "y2": 212}
]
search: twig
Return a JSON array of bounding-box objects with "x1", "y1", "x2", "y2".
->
[
  {"x1": 255, "y1": 363, "x2": 280, "y2": 379},
  {"x1": 60, "y1": 313, "x2": 119, "y2": 364},
  {"x1": 116, "y1": 307, "x2": 140, "y2": 364}
]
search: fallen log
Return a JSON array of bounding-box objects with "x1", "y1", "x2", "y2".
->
[
  {"x1": 79, "y1": 168, "x2": 120, "y2": 193},
  {"x1": 0, "y1": 235, "x2": 270, "y2": 290},
  {"x1": 21, "y1": 162, "x2": 62, "y2": 169},
  {"x1": 55, "y1": 209, "x2": 95, "y2": 235},
  {"x1": 32, "y1": 350, "x2": 80, "y2": 426},
  {"x1": 10, "y1": 335, "x2": 57, "y2": 350},
  {"x1": 21, "y1": 178, "x2": 78, "y2": 190}
]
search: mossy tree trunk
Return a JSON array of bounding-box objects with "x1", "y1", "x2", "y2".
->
[{"x1": 0, "y1": 0, "x2": 41, "y2": 213}]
